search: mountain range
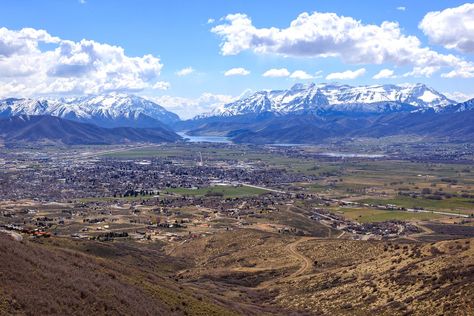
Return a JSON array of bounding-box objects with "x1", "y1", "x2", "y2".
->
[
  {"x1": 0, "y1": 115, "x2": 181, "y2": 145},
  {"x1": 222, "y1": 108, "x2": 474, "y2": 144},
  {"x1": 203, "y1": 83, "x2": 454, "y2": 117},
  {"x1": 1, "y1": 83, "x2": 473, "y2": 145},
  {"x1": 178, "y1": 83, "x2": 474, "y2": 144},
  {"x1": 0, "y1": 93, "x2": 179, "y2": 129}
]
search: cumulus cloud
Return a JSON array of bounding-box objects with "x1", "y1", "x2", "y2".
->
[
  {"x1": 176, "y1": 67, "x2": 194, "y2": 76},
  {"x1": 211, "y1": 11, "x2": 474, "y2": 78},
  {"x1": 152, "y1": 93, "x2": 236, "y2": 119},
  {"x1": 152, "y1": 81, "x2": 170, "y2": 90},
  {"x1": 0, "y1": 27, "x2": 165, "y2": 97},
  {"x1": 441, "y1": 60, "x2": 474, "y2": 78},
  {"x1": 326, "y1": 68, "x2": 366, "y2": 80},
  {"x1": 420, "y1": 3, "x2": 474, "y2": 54},
  {"x1": 396, "y1": 6, "x2": 406, "y2": 11},
  {"x1": 373, "y1": 68, "x2": 396, "y2": 79},
  {"x1": 224, "y1": 67, "x2": 250, "y2": 76},
  {"x1": 403, "y1": 66, "x2": 440, "y2": 78},
  {"x1": 262, "y1": 68, "x2": 290, "y2": 77},
  {"x1": 289, "y1": 70, "x2": 313, "y2": 80},
  {"x1": 0, "y1": 27, "x2": 60, "y2": 58},
  {"x1": 443, "y1": 91, "x2": 474, "y2": 103}
]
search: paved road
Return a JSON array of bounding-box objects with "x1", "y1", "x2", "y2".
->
[
  {"x1": 243, "y1": 183, "x2": 471, "y2": 219},
  {"x1": 79, "y1": 144, "x2": 160, "y2": 159},
  {"x1": 407, "y1": 208, "x2": 470, "y2": 218},
  {"x1": 241, "y1": 183, "x2": 286, "y2": 194}
]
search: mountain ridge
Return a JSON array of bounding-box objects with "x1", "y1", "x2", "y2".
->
[
  {"x1": 227, "y1": 108, "x2": 474, "y2": 144},
  {"x1": 0, "y1": 115, "x2": 181, "y2": 145},
  {"x1": 202, "y1": 83, "x2": 455, "y2": 118},
  {"x1": 0, "y1": 93, "x2": 180, "y2": 129}
]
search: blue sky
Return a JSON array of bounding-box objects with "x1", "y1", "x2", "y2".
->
[{"x1": 0, "y1": 0, "x2": 473, "y2": 118}]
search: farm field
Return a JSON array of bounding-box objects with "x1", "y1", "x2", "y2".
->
[
  {"x1": 333, "y1": 207, "x2": 444, "y2": 223},
  {"x1": 165, "y1": 185, "x2": 270, "y2": 197}
]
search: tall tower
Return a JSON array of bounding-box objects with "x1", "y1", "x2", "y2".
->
[{"x1": 197, "y1": 151, "x2": 203, "y2": 166}]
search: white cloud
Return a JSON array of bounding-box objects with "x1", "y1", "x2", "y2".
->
[
  {"x1": 176, "y1": 67, "x2": 194, "y2": 76},
  {"x1": 152, "y1": 81, "x2": 170, "y2": 90},
  {"x1": 326, "y1": 68, "x2": 366, "y2": 80},
  {"x1": 224, "y1": 67, "x2": 250, "y2": 76},
  {"x1": 212, "y1": 12, "x2": 474, "y2": 78},
  {"x1": 152, "y1": 93, "x2": 236, "y2": 119},
  {"x1": 373, "y1": 68, "x2": 396, "y2": 79},
  {"x1": 0, "y1": 27, "x2": 165, "y2": 97},
  {"x1": 443, "y1": 91, "x2": 474, "y2": 103},
  {"x1": 403, "y1": 66, "x2": 440, "y2": 78},
  {"x1": 207, "y1": 18, "x2": 215, "y2": 24},
  {"x1": 289, "y1": 70, "x2": 313, "y2": 80},
  {"x1": 420, "y1": 3, "x2": 474, "y2": 53},
  {"x1": 441, "y1": 60, "x2": 474, "y2": 78},
  {"x1": 396, "y1": 6, "x2": 406, "y2": 11},
  {"x1": 262, "y1": 68, "x2": 290, "y2": 77},
  {"x1": 0, "y1": 27, "x2": 60, "y2": 58},
  {"x1": 314, "y1": 70, "x2": 323, "y2": 78}
]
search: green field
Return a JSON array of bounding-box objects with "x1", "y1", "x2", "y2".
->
[
  {"x1": 334, "y1": 207, "x2": 443, "y2": 223},
  {"x1": 75, "y1": 194, "x2": 159, "y2": 203},
  {"x1": 357, "y1": 196, "x2": 474, "y2": 215},
  {"x1": 102, "y1": 148, "x2": 176, "y2": 159},
  {"x1": 166, "y1": 185, "x2": 269, "y2": 197}
]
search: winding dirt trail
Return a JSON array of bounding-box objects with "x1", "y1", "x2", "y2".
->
[
  {"x1": 284, "y1": 237, "x2": 317, "y2": 279},
  {"x1": 257, "y1": 236, "x2": 318, "y2": 289}
]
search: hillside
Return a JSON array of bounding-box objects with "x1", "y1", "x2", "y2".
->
[
  {"x1": 0, "y1": 115, "x2": 181, "y2": 145},
  {"x1": 2, "y1": 230, "x2": 472, "y2": 315},
  {"x1": 0, "y1": 234, "x2": 256, "y2": 316},
  {"x1": 171, "y1": 230, "x2": 474, "y2": 315}
]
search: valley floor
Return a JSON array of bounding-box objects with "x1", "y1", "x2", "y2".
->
[{"x1": 0, "y1": 142, "x2": 473, "y2": 315}]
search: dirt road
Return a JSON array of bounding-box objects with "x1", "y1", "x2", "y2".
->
[
  {"x1": 284, "y1": 237, "x2": 317, "y2": 279},
  {"x1": 0, "y1": 230, "x2": 23, "y2": 241},
  {"x1": 254, "y1": 237, "x2": 318, "y2": 290}
]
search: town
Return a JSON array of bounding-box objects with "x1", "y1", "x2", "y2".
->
[{"x1": 1, "y1": 142, "x2": 473, "y2": 245}]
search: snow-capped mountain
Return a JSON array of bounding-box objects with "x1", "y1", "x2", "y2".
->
[
  {"x1": 441, "y1": 97, "x2": 474, "y2": 113},
  {"x1": 0, "y1": 98, "x2": 65, "y2": 117},
  {"x1": 0, "y1": 93, "x2": 180, "y2": 128},
  {"x1": 206, "y1": 83, "x2": 455, "y2": 117}
]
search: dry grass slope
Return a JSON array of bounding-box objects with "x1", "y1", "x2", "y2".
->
[{"x1": 0, "y1": 235, "x2": 239, "y2": 316}]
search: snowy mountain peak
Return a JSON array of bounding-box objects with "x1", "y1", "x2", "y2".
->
[
  {"x1": 441, "y1": 97, "x2": 474, "y2": 113},
  {"x1": 206, "y1": 83, "x2": 455, "y2": 117},
  {"x1": 0, "y1": 94, "x2": 180, "y2": 128},
  {"x1": 290, "y1": 83, "x2": 316, "y2": 91}
]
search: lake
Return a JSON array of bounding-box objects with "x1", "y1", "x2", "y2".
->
[
  {"x1": 319, "y1": 152, "x2": 386, "y2": 158},
  {"x1": 178, "y1": 132, "x2": 232, "y2": 143}
]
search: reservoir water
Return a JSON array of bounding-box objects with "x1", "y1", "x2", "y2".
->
[
  {"x1": 178, "y1": 132, "x2": 232, "y2": 143},
  {"x1": 319, "y1": 152, "x2": 385, "y2": 158},
  {"x1": 178, "y1": 133, "x2": 386, "y2": 158}
]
